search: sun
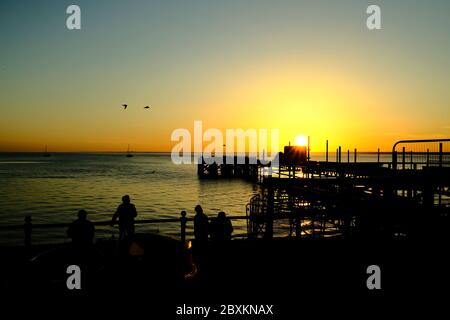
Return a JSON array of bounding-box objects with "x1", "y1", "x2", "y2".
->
[{"x1": 294, "y1": 135, "x2": 308, "y2": 147}]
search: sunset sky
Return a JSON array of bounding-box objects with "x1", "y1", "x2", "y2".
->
[{"x1": 1, "y1": 0, "x2": 449, "y2": 152}]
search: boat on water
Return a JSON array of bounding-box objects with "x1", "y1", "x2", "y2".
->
[
  {"x1": 43, "y1": 145, "x2": 51, "y2": 157},
  {"x1": 126, "y1": 144, "x2": 133, "y2": 157}
]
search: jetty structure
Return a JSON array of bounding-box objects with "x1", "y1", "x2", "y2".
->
[{"x1": 198, "y1": 138, "x2": 450, "y2": 240}]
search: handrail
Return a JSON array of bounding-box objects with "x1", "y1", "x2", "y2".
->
[
  {"x1": 392, "y1": 138, "x2": 450, "y2": 153},
  {"x1": 0, "y1": 213, "x2": 251, "y2": 246},
  {"x1": 0, "y1": 218, "x2": 181, "y2": 230},
  {"x1": 0, "y1": 216, "x2": 248, "y2": 230},
  {"x1": 392, "y1": 138, "x2": 450, "y2": 170},
  {"x1": 0, "y1": 215, "x2": 249, "y2": 230}
]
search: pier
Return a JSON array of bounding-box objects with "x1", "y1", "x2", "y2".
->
[
  {"x1": 197, "y1": 155, "x2": 260, "y2": 181},
  {"x1": 246, "y1": 138, "x2": 450, "y2": 239},
  {"x1": 197, "y1": 139, "x2": 450, "y2": 240}
]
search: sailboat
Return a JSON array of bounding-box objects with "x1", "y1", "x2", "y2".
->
[
  {"x1": 126, "y1": 144, "x2": 133, "y2": 158},
  {"x1": 43, "y1": 145, "x2": 51, "y2": 157}
]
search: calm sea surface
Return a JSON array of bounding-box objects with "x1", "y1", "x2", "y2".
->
[{"x1": 0, "y1": 153, "x2": 260, "y2": 245}]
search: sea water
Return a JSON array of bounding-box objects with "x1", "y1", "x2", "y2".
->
[{"x1": 0, "y1": 153, "x2": 260, "y2": 245}]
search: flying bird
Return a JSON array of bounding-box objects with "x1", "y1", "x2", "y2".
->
[
  {"x1": 122, "y1": 104, "x2": 128, "y2": 109},
  {"x1": 144, "y1": 106, "x2": 150, "y2": 109}
]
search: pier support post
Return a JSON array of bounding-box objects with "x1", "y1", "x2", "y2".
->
[
  {"x1": 307, "y1": 136, "x2": 310, "y2": 161},
  {"x1": 24, "y1": 215, "x2": 32, "y2": 247},
  {"x1": 410, "y1": 151, "x2": 413, "y2": 169},
  {"x1": 197, "y1": 156, "x2": 205, "y2": 177},
  {"x1": 392, "y1": 151, "x2": 398, "y2": 170},
  {"x1": 326, "y1": 140, "x2": 328, "y2": 163},
  {"x1": 180, "y1": 211, "x2": 187, "y2": 243},
  {"x1": 265, "y1": 184, "x2": 274, "y2": 239}
]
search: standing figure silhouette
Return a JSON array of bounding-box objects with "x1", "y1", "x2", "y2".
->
[
  {"x1": 193, "y1": 205, "x2": 209, "y2": 244},
  {"x1": 67, "y1": 209, "x2": 95, "y2": 246},
  {"x1": 112, "y1": 195, "x2": 138, "y2": 240},
  {"x1": 210, "y1": 211, "x2": 233, "y2": 242}
]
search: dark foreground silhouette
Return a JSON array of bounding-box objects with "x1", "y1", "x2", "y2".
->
[
  {"x1": 0, "y1": 226, "x2": 449, "y2": 317},
  {"x1": 1, "y1": 198, "x2": 449, "y2": 315},
  {"x1": 210, "y1": 211, "x2": 233, "y2": 242},
  {"x1": 67, "y1": 210, "x2": 95, "y2": 246},
  {"x1": 111, "y1": 195, "x2": 137, "y2": 240}
]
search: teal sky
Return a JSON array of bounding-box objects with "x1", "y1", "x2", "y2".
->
[{"x1": 1, "y1": 0, "x2": 449, "y2": 152}]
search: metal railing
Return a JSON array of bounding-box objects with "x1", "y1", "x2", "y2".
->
[
  {"x1": 392, "y1": 139, "x2": 450, "y2": 170},
  {"x1": 0, "y1": 212, "x2": 250, "y2": 247}
]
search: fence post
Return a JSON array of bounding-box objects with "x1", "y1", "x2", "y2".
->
[
  {"x1": 180, "y1": 211, "x2": 187, "y2": 243},
  {"x1": 307, "y1": 136, "x2": 310, "y2": 162},
  {"x1": 24, "y1": 215, "x2": 32, "y2": 247},
  {"x1": 410, "y1": 151, "x2": 413, "y2": 169},
  {"x1": 326, "y1": 140, "x2": 328, "y2": 163},
  {"x1": 354, "y1": 148, "x2": 357, "y2": 163},
  {"x1": 402, "y1": 147, "x2": 406, "y2": 169},
  {"x1": 439, "y1": 143, "x2": 443, "y2": 168},
  {"x1": 392, "y1": 151, "x2": 397, "y2": 170}
]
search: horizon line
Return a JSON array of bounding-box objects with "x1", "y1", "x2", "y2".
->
[{"x1": 0, "y1": 150, "x2": 395, "y2": 154}]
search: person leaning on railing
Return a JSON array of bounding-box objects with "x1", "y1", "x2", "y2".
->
[{"x1": 111, "y1": 195, "x2": 138, "y2": 241}]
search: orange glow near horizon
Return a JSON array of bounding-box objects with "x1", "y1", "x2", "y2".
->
[{"x1": 1, "y1": 59, "x2": 448, "y2": 153}]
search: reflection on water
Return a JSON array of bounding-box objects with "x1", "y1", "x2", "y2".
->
[
  {"x1": 0, "y1": 161, "x2": 50, "y2": 164},
  {"x1": 0, "y1": 153, "x2": 259, "y2": 245}
]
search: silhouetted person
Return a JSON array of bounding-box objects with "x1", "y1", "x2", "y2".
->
[
  {"x1": 67, "y1": 209, "x2": 95, "y2": 246},
  {"x1": 193, "y1": 205, "x2": 209, "y2": 244},
  {"x1": 112, "y1": 195, "x2": 137, "y2": 240},
  {"x1": 210, "y1": 211, "x2": 233, "y2": 241}
]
